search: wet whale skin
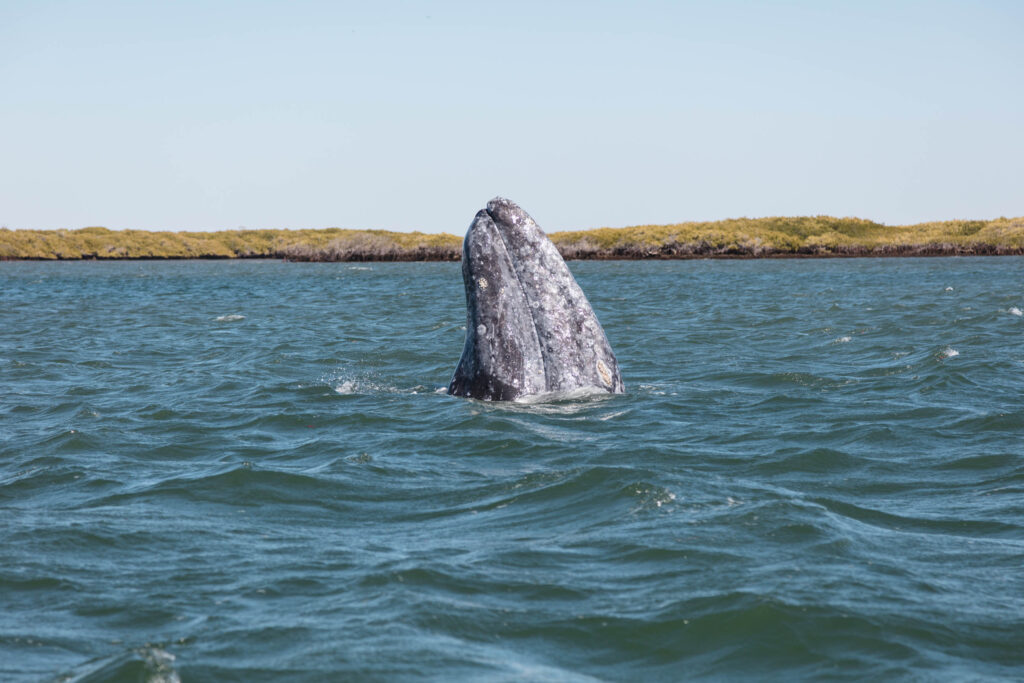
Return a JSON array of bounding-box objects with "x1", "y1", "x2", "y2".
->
[{"x1": 448, "y1": 197, "x2": 625, "y2": 401}]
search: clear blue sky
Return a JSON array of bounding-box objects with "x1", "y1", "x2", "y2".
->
[{"x1": 2, "y1": 1, "x2": 1021, "y2": 233}]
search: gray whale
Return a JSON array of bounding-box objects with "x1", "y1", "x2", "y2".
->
[{"x1": 447, "y1": 197, "x2": 625, "y2": 401}]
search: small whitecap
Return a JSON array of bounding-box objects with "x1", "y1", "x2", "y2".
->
[
  {"x1": 940, "y1": 347, "x2": 960, "y2": 359},
  {"x1": 1009, "y1": 307, "x2": 1022, "y2": 317},
  {"x1": 655, "y1": 492, "x2": 677, "y2": 508},
  {"x1": 626, "y1": 483, "x2": 677, "y2": 512},
  {"x1": 335, "y1": 380, "x2": 358, "y2": 394},
  {"x1": 142, "y1": 647, "x2": 181, "y2": 683},
  {"x1": 834, "y1": 336, "x2": 852, "y2": 344},
  {"x1": 944, "y1": 286, "x2": 954, "y2": 291},
  {"x1": 215, "y1": 314, "x2": 245, "y2": 322}
]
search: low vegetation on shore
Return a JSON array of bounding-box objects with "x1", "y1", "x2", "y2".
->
[{"x1": 2, "y1": 216, "x2": 1022, "y2": 261}]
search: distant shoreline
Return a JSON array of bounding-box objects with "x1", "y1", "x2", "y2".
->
[
  {"x1": 2, "y1": 216, "x2": 1022, "y2": 261},
  {"x1": 4, "y1": 249, "x2": 1024, "y2": 262}
]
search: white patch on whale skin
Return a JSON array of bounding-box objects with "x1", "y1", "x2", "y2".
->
[
  {"x1": 478, "y1": 277, "x2": 488, "y2": 290},
  {"x1": 596, "y1": 358, "x2": 612, "y2": 387},
  {"x1": 477, "y1": 324, "x2": 487, "y2": 337}
]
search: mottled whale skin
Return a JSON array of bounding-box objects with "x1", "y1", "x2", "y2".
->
[{"x1": 447, "y1": 197, "x2": 625, "y2": 401}]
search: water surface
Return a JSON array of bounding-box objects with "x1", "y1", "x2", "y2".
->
[{"x1": 2, "y1": 258, "x2": 1023, "y2": 680}]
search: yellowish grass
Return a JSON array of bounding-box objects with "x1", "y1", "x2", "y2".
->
[
  {"x1": 0, "y1": 227, "x2": 463, "y2": 261},
  {"x1": 2, "y1": 216, "x2": 1022, "y2": 261}
]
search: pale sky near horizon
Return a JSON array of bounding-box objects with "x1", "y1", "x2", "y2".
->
[{"x1": 2, "y1": 1, "x2": 1022, "y2": 233}]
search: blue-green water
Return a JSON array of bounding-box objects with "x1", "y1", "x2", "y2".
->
[{"x1": 2, "y1": 258, "x2": 1023, "y2": 681}]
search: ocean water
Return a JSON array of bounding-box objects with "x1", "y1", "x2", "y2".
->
[{"x1": 2, "y1": 257, "x2": 1023, "y2": 681}]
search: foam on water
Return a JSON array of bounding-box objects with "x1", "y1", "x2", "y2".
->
[
  {"x1": 323, "y1": 370, "x2": 411, "y2": 396},
  {"x1": 62, "y1": 646, "x2": 180, "y2": 683},
  {"x1": 512, "y1": 385, "x2": 615, "y2": 405},
  {"x1": 332, "y1": 379, "x2": 413, "y2": 395}
]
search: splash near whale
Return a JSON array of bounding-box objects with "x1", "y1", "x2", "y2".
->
[{"x1": 447, "y1": 197, "x2": 625, "y2": 401}]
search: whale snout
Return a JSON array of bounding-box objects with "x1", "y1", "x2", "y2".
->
[{"x1": 485, "y1": 196, "x2": 528, "y2": 228}]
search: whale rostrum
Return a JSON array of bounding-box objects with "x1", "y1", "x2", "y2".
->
[{"x1": 447, "y1": 197, "x2": 625, "y2": 401}]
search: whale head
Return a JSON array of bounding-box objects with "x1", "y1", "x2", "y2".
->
[{"x1": 447, "y1": 197, "x2": 624, "y2": 401}]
